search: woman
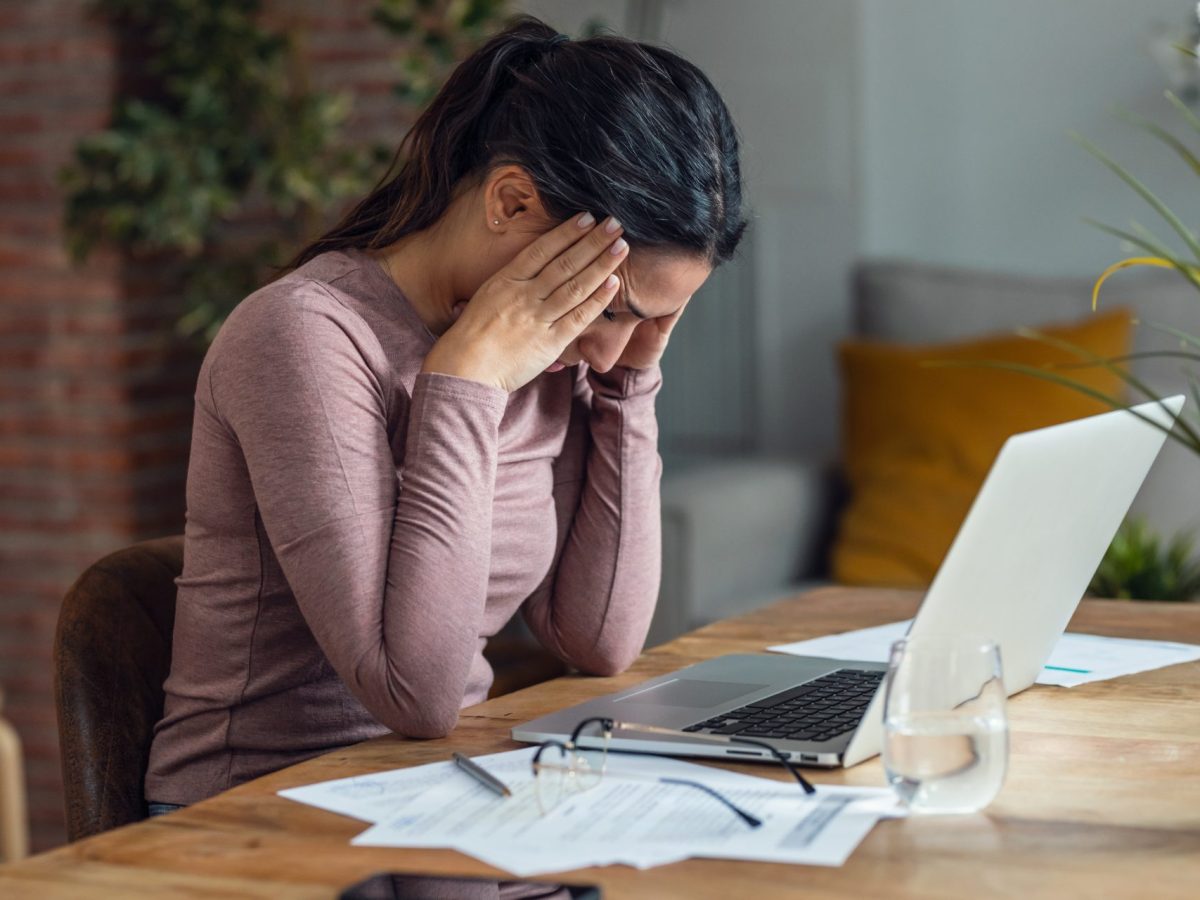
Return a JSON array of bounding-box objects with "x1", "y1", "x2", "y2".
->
[{"x1": 145, "y1": 16, "x2": 745, "y2": 811}]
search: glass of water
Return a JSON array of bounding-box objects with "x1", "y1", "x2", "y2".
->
[{"x1": 882, "y1": 635, "x2": 1008, "y2": 814}]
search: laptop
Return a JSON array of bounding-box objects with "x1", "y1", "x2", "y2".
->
[{"x1": 513, "y1": 395, "x2": 1185, "y2": 767}]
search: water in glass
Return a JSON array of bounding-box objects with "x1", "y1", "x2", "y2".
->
[{"x1": 883, "y1": 636, "x2": 1008, "y2": 814}]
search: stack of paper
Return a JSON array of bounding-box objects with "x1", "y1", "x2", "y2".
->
[
  {"x1": 279, "y1": 748, "x2": 900, "y2": 876},
  {"x1": 767, "y1": 619, "x2": 1200, "y2": 687}
]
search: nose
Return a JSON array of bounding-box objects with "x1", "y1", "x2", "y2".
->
[{"x1": 578, "y1": 324, "x2": 636, "y2": 374}]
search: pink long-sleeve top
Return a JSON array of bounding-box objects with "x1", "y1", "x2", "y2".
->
[{"x1": 144, "y1": 247, "x2": 662, "y2": 805}]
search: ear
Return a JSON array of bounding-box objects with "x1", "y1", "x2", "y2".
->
[{"x1": 483, "y1": 165, "x2": 549, "y2": 233}]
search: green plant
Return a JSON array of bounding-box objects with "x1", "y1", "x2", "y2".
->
[
  {"x1": 932, "y1": 30, "x2": 1200, "y2": 602},
  {"x1": 1090, "y1": 518, "x2": 1200, "y2": 601},
  {"x1": 62, "y1": 2, "x2": 609, "y2": 342},
  {"x1": 60, "y1": 0, "x2": 385, "y2": 343}
]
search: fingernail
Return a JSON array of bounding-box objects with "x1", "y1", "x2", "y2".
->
[
  {"x1": 577, "y1": 212, "x2": 595, "y2": 228},
  {"x1": 605, "y1": 217, "x2": 622, "y2": 234},
  {"x1": 604, "y1": 273, "x2": 619, "y2": 289},
  {"x1": 610, "y1": 237, "x2": 628, "y2": 256}
]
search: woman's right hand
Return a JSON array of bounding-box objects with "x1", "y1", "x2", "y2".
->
[{"x1": 421, "y1": 213, "x2": 628, "y2": 393}]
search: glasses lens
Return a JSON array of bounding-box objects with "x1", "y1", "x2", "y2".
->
[
  {"x1": 570, "y1": 721, "x2": 610, "y2": 791},
  {"x1": 534, "y1": 744, "x2": 569, "y2": 815}
]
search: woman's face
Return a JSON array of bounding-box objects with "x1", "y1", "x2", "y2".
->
[{"x1": 555, "y1": 247, "x2": 712, "y2": 373}]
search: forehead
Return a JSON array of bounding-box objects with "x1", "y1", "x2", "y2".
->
[{"x1": 618, "y1": 250, "x2": 712, "y2": 318}]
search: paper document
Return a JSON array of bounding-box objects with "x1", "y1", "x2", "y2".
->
[
  {"x1": 277, "y1": 757, "x2": 467, "y2": 823},
  {"x1": 768, "y1": 620, "x2": 1200, "y2": 687},
  {"x1": 281, "y1": 747, "x2": 900, "y2": 876}
]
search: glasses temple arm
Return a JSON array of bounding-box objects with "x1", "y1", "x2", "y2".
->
[
  {"x1": 658, "y1": 777, "x2": 762, "y2": 828},
  {"x1": 611, "y1": 720, "x2": 817, "y2": 795},
  {"x1": 728, "y1": 736, "x2": 817, "y2": 795}
]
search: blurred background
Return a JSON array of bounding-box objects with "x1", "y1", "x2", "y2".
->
[{"x1": 5, "y1": 0, "x2": 1200, "y2": 852}]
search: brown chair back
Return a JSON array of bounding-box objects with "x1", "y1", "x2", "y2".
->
[{"x1": 54, "y1": 536, "x2": 182, "y2": 841}]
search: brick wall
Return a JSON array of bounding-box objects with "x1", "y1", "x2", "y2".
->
[{"x1": 0, "y1": 0, "x2": 406, "y2": 852}]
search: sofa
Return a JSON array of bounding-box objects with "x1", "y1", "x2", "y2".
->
[{"x1": 649, "y1": 258, "x2": 1200, "y2": 647}]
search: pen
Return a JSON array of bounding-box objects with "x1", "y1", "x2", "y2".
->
[{"x1": 452, "y1": 751, "x2": 513, "y2": 798}]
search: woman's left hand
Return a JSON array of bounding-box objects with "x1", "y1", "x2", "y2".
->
[{"x1": 613, "y1": 301, "x2": 689, "y2": 370}]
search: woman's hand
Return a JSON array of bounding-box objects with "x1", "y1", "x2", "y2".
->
[
  {"x1": 422, "y1": 213, "x2": 627, "y2": 393},
  {"x1": 612, "y1": 299, "x2": 689, "y2": 370}
]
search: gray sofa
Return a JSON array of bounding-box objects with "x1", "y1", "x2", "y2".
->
[{"x1": 649, "y1": 258, "x2": 1200, "y2": 646}]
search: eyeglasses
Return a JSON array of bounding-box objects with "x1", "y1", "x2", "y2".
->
[{"x1": 529, "y1": 717, "x2": 817, "y2": 829}]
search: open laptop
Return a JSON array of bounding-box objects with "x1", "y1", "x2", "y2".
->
[{"x1": 513, "y1": 395, "x2": 1185, "y2": 767}]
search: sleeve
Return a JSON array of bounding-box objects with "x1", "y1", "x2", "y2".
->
[
  {"x1": 521, "y1": 364, "x2": 663, "y2": 676},
  {"x1": 210, "y1": 285, "x2": 508, "y2": 738}
]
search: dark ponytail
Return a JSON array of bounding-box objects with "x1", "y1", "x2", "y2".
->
[{"x1": 286, "y1": 15, "x2": 746, "y2": 270}]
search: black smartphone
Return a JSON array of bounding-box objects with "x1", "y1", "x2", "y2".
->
[{"x1": 338, "y1": 872, "x2": 602, "y2": 900}]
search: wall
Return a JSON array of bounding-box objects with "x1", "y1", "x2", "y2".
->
[
  {"x1": 860, "y1": 0, "x2": 1199, "y2": 277},
  {"x1": 2, "y1": 0, "x2": 133, "y2": 854},
  {"x1": 0, "y1": 0, "x2": 407, "y2": 852}
]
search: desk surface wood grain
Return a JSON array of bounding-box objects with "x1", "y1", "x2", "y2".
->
[{"x1": 3, "y1": 588, "x2": 1200, "y2": 899}]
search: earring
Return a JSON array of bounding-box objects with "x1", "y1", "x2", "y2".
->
[{"x1": 493, "y1": 218, "x2": 500, "y2": 225}]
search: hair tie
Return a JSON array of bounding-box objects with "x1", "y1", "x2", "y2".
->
[{"x1": 546, "y1": 33, "x2": 570, "y2": 47}]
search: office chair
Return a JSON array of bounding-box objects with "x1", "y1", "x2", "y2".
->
[
  {"x1": 54, "y1": 536, "x2": 182, "y2": 841},
  {"x1": 0, "y1": 686, "x2": 29, "y2": 861},
  {"x1": 54, "y1": 535, "x2": 566, "y2": 841}
]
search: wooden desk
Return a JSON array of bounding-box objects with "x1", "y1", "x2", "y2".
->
[{"x1": 4, "y1": 588, "x2": 1200, "y2": 898}]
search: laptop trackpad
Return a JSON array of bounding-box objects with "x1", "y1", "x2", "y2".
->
[{"x1": 616, "y1": 678, "x2": 767, "y2": 709}]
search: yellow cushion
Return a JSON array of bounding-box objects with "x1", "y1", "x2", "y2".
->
[{"x1": 831, "y1": 309, "x2": 1133, "y2": 587}]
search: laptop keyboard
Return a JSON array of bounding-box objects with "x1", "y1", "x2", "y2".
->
[{"x1": 681, "y1": 668, "x2": 885, "y2": 743}]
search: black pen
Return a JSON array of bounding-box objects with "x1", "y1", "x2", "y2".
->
[{"x1": 452, "y1": 751, "x2": 513, "y2": 798}]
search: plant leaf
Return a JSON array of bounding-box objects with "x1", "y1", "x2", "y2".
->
[
  {"x1": 1072, "y1": 131, "x2": 1200, "y2": 262},
  {"x1": 1114, "y1": 106, "x2": 1200, "y2": 177},
  {"x1": 1057, "y1": 349, "x2": 1200, "y2": 368},
  {"x1": 1090, "y1": 257, "x2": 1195, "y2": 310},
  {"x1": 1165, "y1": 89, "x2": 1200, "y2": 136}
]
